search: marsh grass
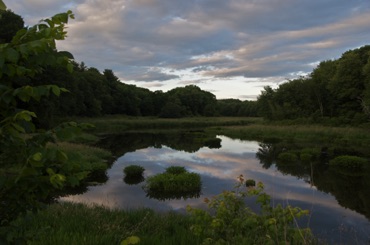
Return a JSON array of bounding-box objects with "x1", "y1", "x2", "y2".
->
[
  {"x1": 71, "y1": 116, "x2": 260, "y2": 133},
  {"x1": 144, "y1": 167, "x2": 202, "y2": 200},
  {"x1": 123, "y1": 165, "x2": 145, "y2": 177},
  {"x1": 53, "y1": 142, "x2": 112, "y2": 172},
  {"x1": 215, "y1": 124, "x2": 370, "y2": 156},
  {"x1": 14, "y1": 202, "x2": 201, "y2": 245}
]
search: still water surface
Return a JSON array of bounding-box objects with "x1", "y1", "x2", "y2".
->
[{"x1": 61, "y1": 134, "x2": 370, "y2": 244}]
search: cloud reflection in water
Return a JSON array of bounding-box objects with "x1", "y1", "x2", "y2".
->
[{"x1": 60, "y1": 135, "x2": 370, "y2": 243}]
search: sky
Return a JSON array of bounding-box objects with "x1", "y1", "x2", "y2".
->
[{"x1": 5, "y1": 0, "x2": 370, "y2": 100}]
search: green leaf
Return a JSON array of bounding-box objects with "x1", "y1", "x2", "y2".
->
[
  {"x1": 52, "y1": 12, "x2": 69, "y2": 24},
  {"x1": 46, "y1": 168, "x2": 55, "y2": 175},
  {"x1": 34, "y1": 86, "x2": 50, "y2": 98},
  {"x1": 20, "y1": 167, "x2": 38, "y2": 177},
  {"x1": 1, "y1": 89, "x2": 14, "y2": 104},
  {"x1": 0, "y1": 0, "x2": 6, "y2": 11},
  {"x1": 60, "y1": 87, "x2": 70, "y2": 93},
  {"x1": 14, "y1": 86, "x2": 33, "y2": 102},
  {"x1": 66, "y1": 63, "x2": 73, "y2": 73},
  {"x1": 121, "y1": 236, "x2": 140, "y2": 245},
  {"x1": 14, "y1": 110, "x2": 37, "y2": 122},
  {"x1": 58, "y1": 51, "x2": 74, "y2": 59},
  {"x1": 50, "y1": 174, "x2": 66, "y2": 189},
  {"x1": 51, "y1": 85, "x2": 61, "y2": 96},
  {"x1": 4, "y1": 47, "x2": 19, "y2": 63},
  {"x1": 56, "y1": 150, "x2": 68, "y2": 162},
  {"x1": 11, "y1": 123, "x2": 25, "y2": 133},
  {"x1": 32, "y1": 152, "x2": 42, "y2": 161}
]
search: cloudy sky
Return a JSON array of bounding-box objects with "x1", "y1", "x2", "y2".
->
[{"x1": 6, "y1": 0, "x2": 370, "y2": 100}]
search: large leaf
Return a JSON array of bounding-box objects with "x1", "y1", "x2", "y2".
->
[
  {"x1": 4, "y1": 47, "x2": 19, "y2": 63},
  {"x1": 0, "y1": 0, "x2": 6, "y2": 11}
]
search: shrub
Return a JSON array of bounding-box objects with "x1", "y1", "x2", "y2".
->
[
  {"x1": 187, "y1": 176, "x2": 314, "y2": 245},
  {"x1": 245, "y1": 179, "x2": 256, "y2": 187},
  {"x1": 143, "y1": 169, "x2": 201, "y2": 200},
  {"x1": 165, "y1": 166, "x2": 187, "y2": 175},
  {"x1": 123, "y1": 165, "x2": 145, "y2": 177}
]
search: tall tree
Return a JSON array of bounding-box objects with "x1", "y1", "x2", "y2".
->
[{"x1": 0, "y1": 9, "x2": 24, "y2": 43}]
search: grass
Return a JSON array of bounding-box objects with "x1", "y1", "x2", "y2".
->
[
  {"x1": 53, "y1": 141, "x2": 112, "y2": 173},
  {"x1": 144, "y1": 167, "x2": 202, "y2": 200},
  {"x1": 13, "y1": 202, "x2": 201, "y2": 245},
  {"x1": 68, "y1": 116, "x2": 261, "y2": 133},
  {"x1": 7, "y1": 117, "x2": 370, "y2": 244},
  {"x1": 123, "y1": 165, "x2": 145, "y2": 177},
  {"x1": 211, "y1": 124, "x2": 370, "y2": 157},
  {"x1": 12, "y1": 179, "x2": 315, "y2": 245}
]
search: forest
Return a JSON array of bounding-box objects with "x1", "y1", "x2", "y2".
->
[{"x1": 2, "y1": 9, "x2": 370, "y2": 127}]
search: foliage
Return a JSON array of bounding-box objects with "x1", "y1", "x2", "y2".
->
[
  {"x1": 121, "y1": 236, "x2": 140, "y2": 245},
  {"x1": 277, "y1": 152, "x2": 298, "y2": 164},
  {"x1": 187, "y1": 176, "x2": 313, "y2": 245},
  {"x1": 123, "y1": 165, "x2": 145, "y2": 185},
  {"x1": 257, "y1": 45, "x2": 370, "y2": 123},
  {"x1": 329, "y1": 155, "x2": 367, "y2": 169},
  {"x1": 124, "y1": 165, "x2": 145, "y2": 177},
  {"x1": 1, "y1": 2, "x2": 368, "y2": 122},
  {"x1": 0, "y1": 5, "x2": 95, "y2": 240},
  {"x1": 11, "y1": 202, "x2": 201, "y2": 245},
  {"x1": 0, "y1": 9, "x2": 24, "y2": 43},
  {"x1": 165, "y1": 166, "x2": 186, "y2": 175},
  {"x1": 245, "y1": 179, "x2": 256, "y2": 187},
  {"x1": 144, "y1": 168, "x2": 201, "y2": 200},
  {"x1": 124, "y1": 175, "x2": 145, "y2": 185}
]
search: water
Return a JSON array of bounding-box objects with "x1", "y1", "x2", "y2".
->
[{"x1": 61, "y1": 133, "x2": 370, "y2": 244}]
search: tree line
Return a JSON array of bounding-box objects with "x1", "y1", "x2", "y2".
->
[
  {"x1": 2, "y1": 9, "x2": 370, "y2": 126},
  {"x1": 257, "y1": 45, "x2": 370, "y2": 124}
]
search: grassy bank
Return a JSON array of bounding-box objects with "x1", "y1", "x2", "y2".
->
[
  {"x1": 13, "y1": 181, "x2": 316, "y2": 245},
  {"x1": 13, "y1": 202, "x2": 199, "y2": 245},
  {"x1": 9, "y1": 117, "x2": 369, "y2": 244},
  {"x1": 68, "y1": 116, "x2": 261, "y2": 133},
  {"x1": 211, "y1": 124, "x2": 370, "y2": 155}
]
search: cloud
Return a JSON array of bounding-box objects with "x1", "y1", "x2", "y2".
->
[
  {"x1": 121, "y1": 68, "x2": 180, "y2": 82},
  {"x1": 5, "y1": 0, "x2": 370, "y2": 99}
]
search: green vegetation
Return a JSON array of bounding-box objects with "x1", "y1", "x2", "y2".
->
[
  {"x1": 1, "y1": 1, "x2": 370, "y2": 243},
  {"x1": 245, "y1": 179, "x2": 256, "y2": 187},
  {"x1": 144, "y1": 167, "x2": 201, "y2": 200},
  {"x1": 278, "y1": 152, "x2": 298, "y2": 164},
  {"x1": 9, "y1": 202, "x2": 200, "y2": 245},
  {"x1": 124, "y1": 165, "x2": 145, "y2": 177},
  {"x1": 123, "y1": 165, "x2": 145, "y2": 185},
  {"x1": 257, "y1": 45, "x2": 370, "y2": 124},
  {"x1": 11, "y1": 178, "x2": 314, "y2": 245},
  {"x1": 0, "y1": 5, "x2": 87, "y2": 231},
  {"x1": 56, "y1": 142, "x2": 111, "y2": 175},
  {"x1": 165, "y1": 166, "x2": 187, "y2": 175},
  {"x1": 72, "y1": 116, "x2": 258, "y2": 133},
  {"x1": 0, "y1": 4, "x2": 110, "y2": 243},
  {"x1": 187, "y1": 176, "x2": 314, "y2": 245},
  {"x1": 329, "y1": 155, "x2": 367, "y2": 169},
  {"x1": 214, "y1": 124, "x2": 370, "y2": 157}
]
